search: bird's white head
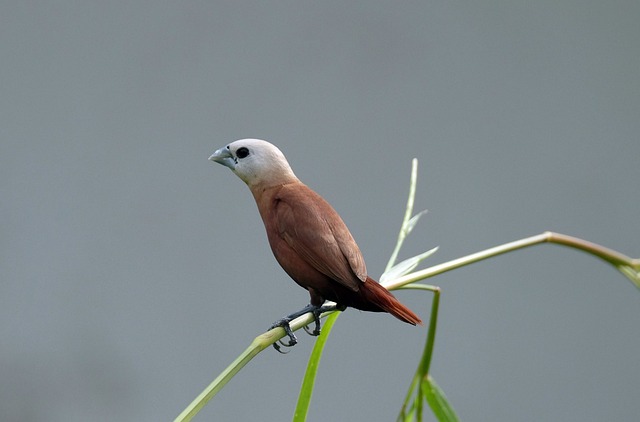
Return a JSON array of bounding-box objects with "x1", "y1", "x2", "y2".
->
[{"x1": 209, "y1": 139, "x2": 299, "y2": 188}]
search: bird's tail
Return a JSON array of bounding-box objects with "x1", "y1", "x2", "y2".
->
[{"x1": 360, "y1": 277, "x2": 423, "y2": 325}]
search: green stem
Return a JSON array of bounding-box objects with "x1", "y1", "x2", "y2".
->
[
  {"x1": 396, "y1": 284, "x2": 440, "y2": 421},
  {"x1": 173, "y1": 339, "x2": 263, "y2": 422},
  {"x1": 386, "y1": 158, "x2": 419, "y2": 273},
  {"x1": 399, "y1": 284, "x2": 440, "y2": 377},
  {"x1": 386, "y1": 231, "x2": 640, "y2": 290},
  {"x1": 173, "y1": 311, "x2": 326, "y2": 422},
  {"x1": 175, "y1": 230, "x2": 638, "y2": 421}
]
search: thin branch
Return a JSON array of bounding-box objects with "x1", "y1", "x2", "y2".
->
[
  {"x1": 386, "y1": 158, "x2": 419, "y2": 272},
  {"x1": 174, "y1": 314, "x2": 322, "y2": 422},
  {"x1": 386, "y1": 231, "x2": 640, "y2": 291},
  {"x1": 175, "y1": 231, "x2": 638, "y2": 421}
]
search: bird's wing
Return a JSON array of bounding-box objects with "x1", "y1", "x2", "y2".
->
[{"x1": 275, "y1": 184, "x2": 367, "y2": 291}]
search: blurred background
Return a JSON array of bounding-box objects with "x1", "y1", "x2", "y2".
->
[{"x1": 2, "y1": 1, "x2": 639, "y2": 421}]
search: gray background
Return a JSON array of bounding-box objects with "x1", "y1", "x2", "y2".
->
[{"x1": 2, "y1": 1, "x2": 639, "y2": 421}]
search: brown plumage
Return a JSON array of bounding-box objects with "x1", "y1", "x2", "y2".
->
[{"x1": 209, "y1": 139, "x2": 421, "y2": 326}]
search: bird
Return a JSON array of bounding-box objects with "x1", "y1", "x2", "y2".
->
[{"x1": 209, "y1": 139, "x2": 422, "y2": 349}]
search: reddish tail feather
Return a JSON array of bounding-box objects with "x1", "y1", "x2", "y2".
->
[{"x1": 360, "y1": 277, "x2": 423, "y2": 325}]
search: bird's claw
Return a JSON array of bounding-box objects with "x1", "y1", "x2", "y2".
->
[
  {"x1": 269, "y1": 304, "x2": 338, "y2": 353},
  {"x1": 270, "y1": 319, "x2": 298, "y2": 353},
  {"x1": 302, "y1": 308, "x2": 323, "y2": 336},
  {"x1": 303, "y1": 325, "x2": 321, "y2": 336}
]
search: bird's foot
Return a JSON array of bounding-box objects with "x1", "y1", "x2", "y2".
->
[
  {"x1": 269, "y1": 319, "x2": 297, "y2": 354},
  {"x1": 269, "y1": 303, "x2": 339, "y2": 353},
  {"x1": 302, "y1": 304, "x2": 338, "y2": 336}
]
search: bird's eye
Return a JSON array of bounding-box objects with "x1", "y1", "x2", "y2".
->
[{"x1": 236, "y1": 147, "x2": 250, "y2": 159}]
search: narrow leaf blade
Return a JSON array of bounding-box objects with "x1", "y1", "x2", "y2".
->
[
  {"x1": 292, "y1": 312, "x2": 340, "y2": 422},
  {"x1": 405, "y1": 209, "x2": 428, "y2": 236},
  {"x1": 381, "y1": 247, "x2": 439, "y2": 284},
  {"x1": 422, "y1": 375, "x2": 459, "y2": 422}
]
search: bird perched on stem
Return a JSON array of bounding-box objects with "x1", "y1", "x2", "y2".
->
[{"x1": 209, "y1": 139, "x2": 421, "y2": 350}]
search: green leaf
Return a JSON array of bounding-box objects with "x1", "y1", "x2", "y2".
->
[
  {"x1": 381, "y1": 247, "x2": 439, "y2": 284},
  {"x1": 422, "y1": 375, "x2": 459, "y2": 422},
  {"x1": 292, "y1": 312, "x2": 340, "y2": 422}
]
